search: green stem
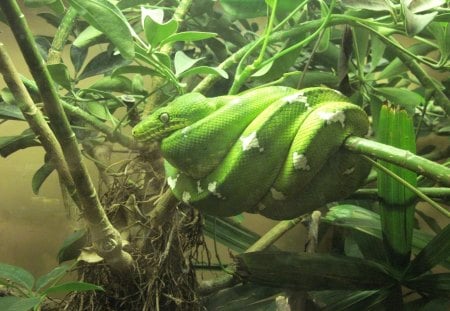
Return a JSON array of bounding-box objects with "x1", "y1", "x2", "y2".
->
[
  {"x1": 364, "y1": 156, "x2": 449, "y2": 218},
  {"x1": 0, "y1": 0, "x2": 132, "y2": 270},
  {"x1": 47, "y1": 6, "x2": 78, "y2": 65},
  {"x1": 198, "y1": 214, "x2": 305, "y2": 294},
  {"x1": 352, "y1": 187, "x2": 450, "y2": 200},
  {"x1": 0, "y1": 43, "x2": 78, "y2": 204},
  {"x1": 160, "y1": 0, "x2": 193, "y2": 54},
  {"x1": 345, "y1": 136, "x2": 450, "y2": 187}
]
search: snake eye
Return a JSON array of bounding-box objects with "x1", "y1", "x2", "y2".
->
[{"x1": 159, "y1": 112, "x2": 170, "y2": 124}]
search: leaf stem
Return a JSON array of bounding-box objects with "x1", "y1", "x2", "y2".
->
[
  {"x1": 363, "y1": 156, "x2": 449, "y2": 218},
  {"x1": 345, "y1": 136, "x2": 450, "y2": 187}
]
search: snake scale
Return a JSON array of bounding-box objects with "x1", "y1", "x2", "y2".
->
[{"x1": 132, "y1": 86, "x2": 371, "y2": 220}]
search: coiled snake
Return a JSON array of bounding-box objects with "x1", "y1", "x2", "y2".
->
[{"x1": 133, "y1": 86, "x2": 371, "y2": 220}]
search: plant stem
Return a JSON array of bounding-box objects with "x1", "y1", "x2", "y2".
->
[
  {"x1": 0, "y1": 0, "x2": 132, "y2": 270},
  {"x1": 47, "y1": 6, "x2": 78, "y2": 64},
  {"x1": 352, "y1": 187, "x2": 450, "y2": 200},
  {"x1": 0, "y1": 43, "x2": 78, "y2": 204},
  {"x1": 364, "y1": 156, "x2": 449, "y2": 218},
  {"x1": 198, "y1": 214, "x2": 305, "y2": 294},
  {"x1": 345, "y1": 136, "x2": 450, "y2": 187}
]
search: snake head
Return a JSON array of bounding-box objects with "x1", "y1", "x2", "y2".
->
[{"x1": 132, "y1": 92, "x2": 214, "y2": 142}]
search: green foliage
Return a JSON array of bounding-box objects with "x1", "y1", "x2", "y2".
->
[{"x1": 0, "y1": 262, "x2": 103, "y2": 311}]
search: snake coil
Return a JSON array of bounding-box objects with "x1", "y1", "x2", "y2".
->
[{"x1": 133, "y1": 86, "x2": 371, "y2": 220}]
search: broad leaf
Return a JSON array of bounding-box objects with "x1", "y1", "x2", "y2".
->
[
  {"x1": 57, "y1": 229, "x2": 88, "y2": 263},
  {"x1": 220, "y1": 0, "x2": 267, "y2": 19},
  {"x1": 78, "y1": 51, "x2": 130, "y2": 80},
  {"x1": 159, "y1": 31, "x2": 217, "y2": 46},
  {"x1": 236, "y1": 252, "x2": 394, "y2": 290},
  {"x1": 69, "y1": 0, "x2": 134, "y2": 59},
  {"x1": 32, "y1": 159, "x2": 55, "y2": 195},
  {"x1": 406, "y1": 223, "x2": 450, "y2": 278},
  {"x1": 70, "y1": 45, "x2": 88, "y2": 74},
  {"x1": 35, "y1": 263, "x2": 72, "y2": 292},
  {"x1": 405, "y1": 273, "x2": 450, "y2": 296},
  {"x1": 174, "y1": 51, "x2": 203, "y2": 76},
  {"x1": 0, "y1": 130, "x2": 40, "y2": 158},
  {"x1": 177, "y1": 66, "x2": 228, "y2": 79},
  {"x1": 402, "y1": 0, "x2": 437, "y2": 36},
  {"x1": 408, "y1": 0, "x2": 446, "y2": 13},
  {"x1": 0, "y1": 297, "x2": 41, "y2": 311},
  {"x1": 341, "y1": 0, "x2": 391, "y2": 11},
  {"x1": 0, "y1": 103, "x2": 25, "y2": 121},
  {"x1": 374, "y1": 87, "x2": 424, "y2": 113},
  {"x1": 141, "y1": 8, "x2": 178, "y2": 48},
  {"x1": 89, "y1": 76, "x2": 132, "y2": 93},
  {"x1": 0, "y1": 263, "x2": 35, "y2": 291},
  {"x1": 204, "y1": 283, "x2": 282, "y2": 311},
  {"x1": 47, "y1": 63, "x2": 72, "y2": 91},
  {"x1": 203, "y1": 215, "x2": 263, "y2": 253},
  {"x1": 73, "y1": 26, "x2": 105, "y2": 49}
]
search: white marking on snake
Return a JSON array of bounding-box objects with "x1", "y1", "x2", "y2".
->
[
  {"x1": 317, "y1": 110, "x2": 346, "y2": 127},
  {"x1": 229, "y1": 98, "x2": 242, "y2": 106},
  {"x1": 167, "y1": 174, "x2": 179, "y2": 189},
  {"x1": 181, "y1": 126, "x2": 191, "y2": 138},
  {"x1": 197, "y1": 181, "x2": 204, "y2": 193},
  {"x1": 284, "y1": 93, "x2": 308, "y2": 105},
  {"x1": 270, "y1": 187, "x2": 286, "y2": 201},
  {"x1": 343, "y1": 167, "x2": 355, "y2": 175},
  {"x1": 240, "y1": 131, "x2": 262, "y2": 152},
  {"x1": 293, "y1": 152, "x2": 310, "y2": 170},
  {"x1": 182, "y1": 192, "x2": 191, "y2": 203},
  {"x1": 208, "y1": 181, "x2": 224, "y2": 199}
]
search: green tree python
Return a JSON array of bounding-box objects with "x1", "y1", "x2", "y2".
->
[{"x1": 132, "y1": 86, "x2": 371, "y2": 220}]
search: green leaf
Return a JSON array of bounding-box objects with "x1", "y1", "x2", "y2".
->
[
  {"x1": 69, "y1": 0, "x2": 134, "y2": 59},
  {"x1": 141, "y1": 8, "x2": 178, "y2": 48},
  {"x1": 0, "y1": 297, "x2": 41, "y2": 311},
  {"x1": 377, "y1": 43, "x2": 435, "y2": 79},
  {"x1": 402, "y1": 0, "x2": 437, "y2": 36},
  {"x1": 70, "y1": 45, "x2": 88, "y2": 74},
  {"x1": 47, "y1": 63, "x2": 72, "y2": 91},
  {"x1": 406, "y1": 273, "x2": 450, "y2": 296},
  {"x1": 204, "y1": 283, "x2": 281, "y2": 311},
  {"x1": 112, "y1": 65, "x2": 161, "y2": 78},
  {"x1": 57, "y1": 229, "x2": 88, "y2": 263},
  {"x1": 374, "y1": 87, "x2": 424, "y2": 113},
  {"x1": 177, "y1": 66, "x2": 228, "y2": 79},
  {"x1": 35, "y1": 263, "x2": 71, "y2": 292},
  {"x1": 203, "y1": 215, "x2": 264, "y2": 253},
  {"x1": 44, "y1": 281, "x2": 104, "y2": 294},
  {"x1": 159, "y1": 31, "x2": 217, "y2": 46},
  {"x1": 236, "y1": 252, "x2": 394, "y2": 290},
  {"x1": 78, "y1": 51, "x2": 130, "y2": 80},
  {"x1": 173, "y1": 51, "x2": 203, "y2": 76},
  {"x1": 85, "y1": 101, "x2": 111, "y2": 121},
  {"x1": 369, "y1": 35, "x2": 386, "y2": 72},
  {"x1": 0, "y1": 130, "x2": 40, "y2": 158},
  {"x1": 377, "y1": 106, "x2": 416, "y2": 267},
  {"x1": 32, "y1": 160, "x2": 55, "y2": 195},
  {"x1": 0, "y1": 263, "x2": 35, "y2": 291},
  {"x1": 408, "y1": 0, "x2": 446, "y2": 13},
  {"x1": 73, "y1": 26, "x2": 106, "y2": 49},
  {"x1": 220, "y1": 0, "x2": 267, "y2": 19},
  {"x1": 406, "y1": 223, "x2": 450, "y2": 278},
  {"x1": 89, "y1": 76, "x2": 132, "y2": 93},
  {"x1": 310, "y1": 289, "x2": 390, "y2": 311},
  {"x1": 0, "y1": 103, "x2": 25, "y2": 121},
  {"x1": 341, "y1": 0, "x2": 391, "y2": 11}
]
